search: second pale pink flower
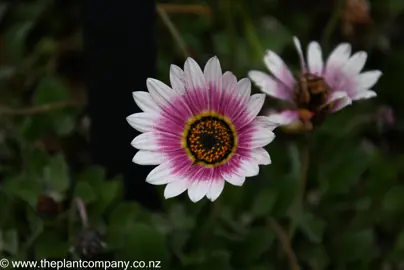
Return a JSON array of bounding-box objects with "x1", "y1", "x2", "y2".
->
[{"x1": 249, "y1": 36, "x2": 382, "y2": 129}]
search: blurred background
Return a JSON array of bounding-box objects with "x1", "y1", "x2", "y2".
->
[{"x1": 0, "y1": 0, "x2": 404, "y2": 269}]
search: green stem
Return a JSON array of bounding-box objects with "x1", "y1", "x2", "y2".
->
[
  {"x1": 156, "y1": 5, "x2": 190, "y2": 60},
  {"x1": 321, "y1": 0, "x2": 345, "y2": 51},
  {"x1": 238, "y1": 3, "x2": 265, "y2": 61},
  {"x1": 223, "y1": 0, "x2": 236, "y2": 68},
  {"x1": 288, "y1": 137, "x2": 311, "y2": 239}
]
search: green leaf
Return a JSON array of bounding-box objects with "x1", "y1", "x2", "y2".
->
[
  {"x1": 316, "y1": 108, "x2": 365, "y2": 137},
  {"x1": 0, "y1": 3, "x2": 8, "y2": 22},
  {"x1": 194, "y1": 250, "x2": 231, "y2": 270},
  {"x1": 0, "y1": 229, "x2": 19, "y2": 255},
  {"x1": 109, "y1": 202, "x2": 140, "y2": 229},
  {"x1": 43, "y1": 154, "x2": 70, "y2": 193},
  {"x1": 22, "y1": 148, "x2": 49, "y2": 181},
  {"x1": 78, "y1": 166, "x2": 106, "y2": 186},
  {"x1": 33, "y1": 75, "x2": 70, "y2": 105},
  {"x1": 318, "y1": 145, "x2": 371, "y2": 195},
  {"x1": 365, "y1": 154, "x2": 398, "y2": 198},
  {"x1": 236, "y1": 227, "x2": 275, "y2": 263},
  {"x1": 95, "y1": 178, "x2": 123, "y2": 212},
  {"x1": 395, "y1": 230, "x2": 404, "y2": 251},
  {"x1": 74, "y1": 181, "x2": 97, "y2": 204},
  {"x1": 331, "y1": 229, "x2": 375, "y2": 263},
  {"x1": 298, "y1": 244, "x2": 329, "y2": 270},
  {"x1": 34, "y1": 231, "x2": 69, "y2": 259},
  {"x1": 13, "y1": 1, "x2": 51, "y2": 21},
  {"x1": 2, "y1": 175, "x2": 43, "y2": 207},
  {"x1": 390, "y1": 230, "x2": 404, "y2": 259},
  {"x1": 106, "y1": 202, "x2": 140, "y2": 249},
  {"x1": 22, "y1": 207, "x2": 44, "y2": 251},
  {"x1": 251, "y1": 189, "x2": 278, "y2": 217},
  {"x1": 3, "y1": 21, "x2": 34, "y2": 64},
  {"x1": 115, "y1": 223, "x2": 168, "y2": 262},
  {"x1": 0, "y1": 66, "x2": 15, "y2": 81},
  {"x1": 386, "y1": 0, "x2": 404, "y2": 13},
  {"x1": 54, "y1": 114, "x2": 75, "y2": 136},
  {"x1": 0, "y1": 192, "x2": 14, "y2": 226},
  {"x1": 169, "y1": 203, "x2": 195, "y2": 230},
  {"x1": 19, "y1": 76, "x2": 75, "y2": 138},
  {"x1": 299, "y1": 212, "x2": 327, "y2": 243},
  {"x1": 249, "y1": 266, "x2": 277, "y2": 270},
  {"x1": 382, "y1": 186, "x2": 404, "y2": 213},
  {"x1": 255, "y1": 17, "x2": 291, "y2": 56},
  {"x1": 271, "y1": 175, "x2": 299, "y2": 218}
]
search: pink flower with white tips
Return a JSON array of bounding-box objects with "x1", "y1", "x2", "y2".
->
[
  {"x1": 127, "y1": 56, "x2": 278, "y2": 203},
  {"x1": 248, "y1": 36, "x2": 382, "y2": 127}
]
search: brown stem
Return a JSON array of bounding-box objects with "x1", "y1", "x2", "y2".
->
[
  {"x1": 0, "y1": 100, "x2": 81, "y2": 115},
  {"x1": 75, "y1": 197, "x2": 89, "y2": 228},
  {"x1": 158, "y1": 4, "x2": 212, "y2": 16},
  {"x1": 156, "y1": 5, "x2": 190, "y2": 60},
  {"x1": 269, "y1": 218, "x2": 300, "y2": 270}
]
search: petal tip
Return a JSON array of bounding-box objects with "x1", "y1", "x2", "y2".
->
[
  {"x1": 125, "y1": 115, "x2": 132, "y2": 123},
  {"x1": 130, "y1": 137, "x2": 138, "y2": 148}
]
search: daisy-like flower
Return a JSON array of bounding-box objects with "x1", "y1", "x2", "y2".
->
[
  {"x1": 127, "y1": 56, "x2": 277, "y2": 202},
  {"x1": 249, "y1": 36, "x2": 382, "y2": 129}
]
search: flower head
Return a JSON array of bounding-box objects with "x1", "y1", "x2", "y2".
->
[
  {"x1": 249, "y1": 36, "x2": 382, "y2": 130},
  {"x1": 127, "y1": 56, "x2": 278, "y2": 202}
]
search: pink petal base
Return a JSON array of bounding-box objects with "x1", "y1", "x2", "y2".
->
[{"x1": 152, "y1": 84, "x2": 264, "y2": 184}]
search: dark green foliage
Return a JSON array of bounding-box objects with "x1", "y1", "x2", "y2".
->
[{"x1": 1, "y1": 0, "x2": 404, "y2": 269}]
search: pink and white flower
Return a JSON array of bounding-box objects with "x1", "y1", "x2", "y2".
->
[
  {"x1": 127, "y1": 56, "x2": 278, "y2": 202},
  {"x1": 248, "y1": 36, "x2": 382, "y2": 126}
]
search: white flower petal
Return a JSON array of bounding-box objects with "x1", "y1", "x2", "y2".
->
[
  {"x1": 357, "y1": 70, "x2": 382, "y2": 89},
  {"x1": 204, "y1": 56, "x2": 222, "y2": 90},
  {"x1": 184, "y1": 57, "x2": 207, "y2": 91},
  {"x1": 146, "y1": 162, "x2": 176, "y2": 185},
  {"x1": 330, "y1": 95, "x2": 352, "y2": 112},
  {"x1": 293, "y1": 36, "x2": 307, "y2": 72},
  {"x1": 126, "y1": 113, "x2": 156, "y2": 132},
  {"x1": 250, "y1": 127, "x2": 275, "y2": 148},
  {"x1": 252, "y1": 148, "x2": 271, "y2": 165},
  {"x1": 325, "y1": 43, "x2": 351, "y2": 72},
  {"x1": 351, "y1": 90, "x2": 377, "y2": 100},
  {"x1": 235, "y1": 78, "x2": 251, "y2": 104},
  {"x1": 343, "y1": 51, "x2": 367, "y2": 75},
  {"x1": 254, "y1": 116, "x2": 279, "y2": 131},
  {"x1": 239, "y1": 158, "x2": 260, "y2": 177},
  {"x1": 248, "y1": 70, "x2": 293, "y2": 101},
  {"x1": 267, "y1": 110, "x2": 300, "y2": 126},
  {"x1": 164, "y1": 178, "x2": 190, "y2": 199},
  {"x1": 169, "y1": 64, "x2": 186, "y2": 94},
  {"x1": 132, "y1": 91, "x2": 160, "y2": 113},
  {"x1": 246, "y1": 93, "x2": 265, "y2": 119},
  {"x1": 307, "y1": 41, "x2": 324, "y2": 76},
  {"x1": 132, "y1": 150, "x2": 165, "y2": 165},
  {"x1": 206, "y1": 180, "x2": 225, "y2": 201},
  {"x1": 327, "y1": 91, "x2": 349, "y2": 103},
  {"x1": 222, "y1": 71, "x2": 237, "y2": 93},
  {"x1": 223, "y1": 172, "x2": 245, "y2": 186},
  {"x1": 146, "y1": 78, "x2": 178, "y2": 107},
  {"x1": 131, "y1": 132, "x2": 159, "y2": 151},
  {"x1": 264, "y1": 50, "x2": 295, "y2": 89},
  {"x1": 187, "y1": 180, "x2": 211, "y2": 202}
]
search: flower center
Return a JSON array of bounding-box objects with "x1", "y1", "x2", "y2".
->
[
  {"x1": 183, "y1": 113, "x2": 237, "y2": 167},
  {"x1": 294, "y1": 73, "x2": 331, "y2": 112},
  {"x1": 293, "y1": 73, "x2": 334, "y2": 127}
]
